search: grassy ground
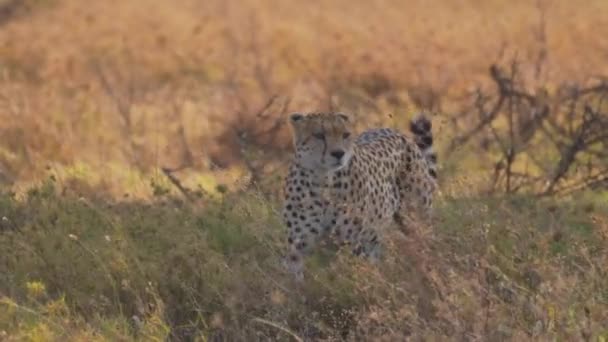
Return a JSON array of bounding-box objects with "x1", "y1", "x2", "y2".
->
[{"x1": 1, "y1": 179, "x2": 607, "y2": 341}]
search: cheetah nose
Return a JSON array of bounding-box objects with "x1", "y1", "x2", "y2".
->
[{"x1": 330, "y1": 150, "x2": 345, "y2": 160}]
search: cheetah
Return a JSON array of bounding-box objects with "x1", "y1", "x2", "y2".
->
[{"x1": 282, "y1": 112, "x2": 438, "y2": 281}]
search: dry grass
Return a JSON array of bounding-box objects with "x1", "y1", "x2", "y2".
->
[
  {"x1": 1, "y1": 0, "x2": 608, "y2": 193},
  {"x1": 1, "y1": 181, "x2": 607, "y2": 341},
  {"x1": 1, "y1": 0, "x2": 607, "y2": 340}
]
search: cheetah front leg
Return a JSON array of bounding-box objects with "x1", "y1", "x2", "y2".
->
[
  {"x1": 284, "y1": 240, "x2": 306, "y2": 282},
  {"x1": 283, "y1": 205, "x2": 331, "y2": 281},
  {"x1": 333, "y1": 216, "x2": 383, "y2": 264}
]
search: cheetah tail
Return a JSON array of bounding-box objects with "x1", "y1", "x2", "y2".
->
[{"x1": 410, "y1": 114, "x2": 437, "y2": 179}]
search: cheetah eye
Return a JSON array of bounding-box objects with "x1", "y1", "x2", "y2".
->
[
  {"x1": 343, "y1": 132, "x2": 351, "y2": 139},
  {"x1": 313, "y1": 132, "x2": 325, "y2": 140}
]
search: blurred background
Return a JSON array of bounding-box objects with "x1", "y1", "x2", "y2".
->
[
  {"x1": 1, "y1": 0, "x2": 606, "y2": 198},
  {"x1": 1, "y1": 1, "x2": 607, "y2": 340}
]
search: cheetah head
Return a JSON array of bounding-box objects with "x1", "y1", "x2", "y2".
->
[{"x1": 288, "y1": 112, "x2": 354, "y2": 172}]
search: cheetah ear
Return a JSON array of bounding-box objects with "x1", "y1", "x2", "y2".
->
[
  {"x1": 288, "y1": 113, "x2": 305, "y2": 144},
  {"x1": 336, "y1": 113, "x2": 350, "y2": 122},
  {"x1": 289, "y1": 113, "x2": 305, "y2": 123}
]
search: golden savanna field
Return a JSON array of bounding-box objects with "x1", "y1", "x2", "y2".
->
[{"x1": 1, "y1": 0, "x2": 607, "y2": 340}]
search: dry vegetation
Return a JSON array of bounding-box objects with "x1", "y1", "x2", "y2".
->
[{"x1": 1, "y1": 0, "x2": 607, "y2": 341}]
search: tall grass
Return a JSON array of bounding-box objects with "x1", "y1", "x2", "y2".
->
[{"x1": 1, "y1": 179, "x2": 606, "y2": 340}]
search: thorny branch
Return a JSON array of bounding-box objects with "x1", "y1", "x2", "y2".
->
[{"x1": 450, "y1": 61, "x2": 608, "y2": 195}]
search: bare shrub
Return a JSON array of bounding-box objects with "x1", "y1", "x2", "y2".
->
[{"x1": 449, "y1": 61, "x2": 608, "y2": 196}]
